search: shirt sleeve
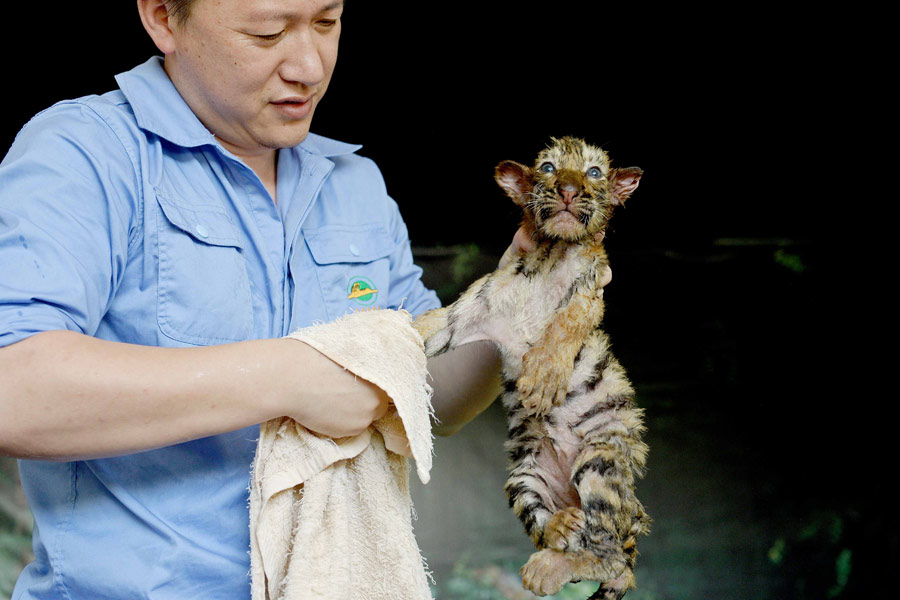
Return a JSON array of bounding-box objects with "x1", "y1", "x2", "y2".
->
[
  {"x1": 0, "y1": 100, "x2": 140, "y2": 348},
  {"x1": 384, "y1": 197, "x2": 442, "y2": 317}
]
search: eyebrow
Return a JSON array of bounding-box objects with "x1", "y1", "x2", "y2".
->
[{"x1": 246, "y1": 1, "x2": 344, "y2": 21}]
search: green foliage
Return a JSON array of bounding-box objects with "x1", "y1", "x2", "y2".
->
[
  {"x1": 433, "y1": 558, "x2": 658, "y2": 600},
  {"x1": 773, "y1": 248, "x2": 806, "y2": 273},
  {"x1": 828, "y1": 549, "x2": 852, "y2": 599},
  {"x1": 767, "y1": 510, "x2": 855, "y2": 600},
  {"x1": 0, "y1": 532, "x2": 31, "y2": 599},
  {"x1": 435, "y1": 560, "x2": 597, "y2": 600},
  {"x1": 0, "y1": 458, "x2": 32, "y2": 600},
  {"x1": 430, "y1": 244, "x2": 487, "y2": 302}
]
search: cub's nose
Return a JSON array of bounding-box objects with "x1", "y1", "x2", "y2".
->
[{"x1": 559, "y1": 184, "x2": 578, "y2": 205}]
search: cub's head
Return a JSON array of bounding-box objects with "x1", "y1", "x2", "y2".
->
[{"x1": 495, "y1": 137, "x2": 642, "y2": 242}]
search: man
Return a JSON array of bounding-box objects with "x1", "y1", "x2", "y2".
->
[{"x1": 0, "y1": 1, "x2": 504, "y2": 597}]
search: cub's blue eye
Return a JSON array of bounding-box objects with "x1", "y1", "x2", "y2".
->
[
  {"x1": 587, "y1": 167, "x2": 603, "y2": 179},
  {"x1": 539, "y1": 162, "x2": 556, "y2": 174}
]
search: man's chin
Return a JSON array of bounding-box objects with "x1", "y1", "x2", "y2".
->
[{"x1": 261, "y1": 128, "x2": 312, "y2": 150}]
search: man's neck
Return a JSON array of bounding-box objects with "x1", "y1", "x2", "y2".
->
[{"x1": 217, "y1": 137, "x2": 279, "y2": 204}]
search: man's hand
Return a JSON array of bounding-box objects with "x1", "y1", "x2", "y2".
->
[
  {"x1": 280, "y1": 341, "x2": 390, "y2": 439},
  {"x1": 498, "y1": 226, "x2": 613, "y2": 288},
  {"x1": 498, "y1": 226, "x2": 537, "y2": 268}
]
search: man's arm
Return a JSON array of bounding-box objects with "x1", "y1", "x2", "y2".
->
[
  {"x1": 422, "y1": 232, "x2": 519, "y2": 437},
  {"x1": 0, "y1": 330, "x2": 389, "y2": 460},
  {"x1": 427, "y1": 340, "x2": 503, "y2": 436}
]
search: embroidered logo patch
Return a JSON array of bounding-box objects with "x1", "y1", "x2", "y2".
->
[{"x1": 347, "y1": 276, "x2": 379, "y2": 306}]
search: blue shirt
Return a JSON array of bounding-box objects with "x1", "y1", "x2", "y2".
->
[{"x1": 0, "y1": 57, "x2": 439, "y2": 599}]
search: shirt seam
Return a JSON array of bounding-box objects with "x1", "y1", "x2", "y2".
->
[
  {"x1": 50, "y1": 461, "x2": 78, "y2": 600},
  {"x1": 70, "y1": 99, "x2": 145, "y2": 257}
]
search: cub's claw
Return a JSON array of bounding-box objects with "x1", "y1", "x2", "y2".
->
[
  {"x1": 592, "y1": 569, "x2": 635, "y2": 600},
  {"x1": 518, "y1": 348, "x2": 572, "y2": 415},
  {"x1": 544, "y1": 507, "x2": 586, "y2": 551},
  {"x1": 520, "y1": 388, "x2": 554, "y2": 417}
]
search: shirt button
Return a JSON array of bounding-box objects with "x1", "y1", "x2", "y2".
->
[
  {"x1": 196, "y1": 224, "x2": 209, "y2": 238},
  {"x1": 349, "y1": 244, "x2": 360, "y2": 256}
]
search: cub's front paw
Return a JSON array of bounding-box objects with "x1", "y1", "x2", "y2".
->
[
  {"x1": 517, "y1": 347, "x2": 571, "y2": 415},
  {"x1": 544, "y1": 507, "x2": 586, "y2": 551},
  {"x1": 412, "y1": 308, "x2": 450, "y2": 357}
]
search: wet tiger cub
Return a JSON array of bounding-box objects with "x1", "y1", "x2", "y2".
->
[{"x1": 414, "y1": 137, "x2": 649, "y2": 599}]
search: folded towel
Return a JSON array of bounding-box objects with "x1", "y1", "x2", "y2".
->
[{"x1": 249, "y1": 309, "x2": 434, "y2": 600}]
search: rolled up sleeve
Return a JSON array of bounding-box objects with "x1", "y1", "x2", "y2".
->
[
  {"x1": 384, "y1": 196, "x2": 441, "y2": 317},
  {"x1": 0, "y1": 101, "x2": 140, "y2": 348}
]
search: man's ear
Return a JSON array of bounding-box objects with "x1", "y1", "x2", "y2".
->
[
  {"x1": 137, "y1": 0, "x2": 178, "y2": 55},
  {"x1": 494, "y1": 161, "x2": 533, "y2": 207},
  {"x1": 609, "y1": 167, "x2": 643, "y2": 206}
]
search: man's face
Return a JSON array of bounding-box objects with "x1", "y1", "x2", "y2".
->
[{"x1": 164, "y1": 0, "x2": 343, "y2": 156}]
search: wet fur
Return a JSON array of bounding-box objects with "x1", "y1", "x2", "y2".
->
[{"x1": 414, "y1": 137, "x2": 649, "y2": 599}]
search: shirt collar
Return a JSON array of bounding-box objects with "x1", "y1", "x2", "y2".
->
[
  {"x1": 115, "y1": 56, "x2": 215, "y2": 148},
  {"x1": 299, "y1": 133, "x2": 362, "y2": 158},
  {"x1": 115, "y1": 56, "x2": 363, "y2": 157}
]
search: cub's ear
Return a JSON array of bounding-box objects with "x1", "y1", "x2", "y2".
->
[
  {"x1": 494, "y1": 160, "x2": 533, "y2": 207},
  {"x1": 609, "y1": 167, "x2": 643, "y2": 206}
]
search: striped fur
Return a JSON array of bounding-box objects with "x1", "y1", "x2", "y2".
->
[{"x1": 414, "y1": 138, "x2": 648, "y2": 599}]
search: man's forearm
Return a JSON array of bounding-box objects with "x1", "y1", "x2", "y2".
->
[
  {"x1": 427, "y1": 340, "x2": 503, "y2": 435},
  {"x1": 0, "y1": 331, "x2": 291, "y2": 460},
  {"x1": 0, "y1": 330, "x2": 388, "y2": 460}
]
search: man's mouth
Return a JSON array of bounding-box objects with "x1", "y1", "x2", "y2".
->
[
  {"x1": 273, "y1": 96, "x2": 311, "y2": 104},
  {"x1": 271, "y1": 97, "x2": 314, "y2": 119}
]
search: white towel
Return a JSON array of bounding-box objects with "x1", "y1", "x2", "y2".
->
[{"x1": 249, "y1": 309, "x2": 435, "y2": 600}]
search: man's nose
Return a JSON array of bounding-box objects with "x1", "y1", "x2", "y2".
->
[{"x1": 279, "y1": 30, "x2": 325, "y2": 86}]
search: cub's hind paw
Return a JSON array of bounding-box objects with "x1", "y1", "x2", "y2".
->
[
  {"x1": 544, "y1": 507, "x2": 586, "y2": 551},
  {"x1": 520, "y1": 549, "x2": 572, "y2": 597},
  {"x1": 521, "y1": 546, "x2": 631, "y2": 597},
  {"x1": 591, "y1": 568, "x2": 635, "y2": 600}
]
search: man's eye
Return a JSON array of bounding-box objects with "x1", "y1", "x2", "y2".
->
[
  {"x1": 252, "y1": 31, "x2": 284, "y2": 41},
  {"x1": 315, "y1": 19, "x2": 339, "y2": 30}
]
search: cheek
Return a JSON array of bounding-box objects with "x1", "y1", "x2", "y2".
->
[
  {"x1": 586, "y1": 181, "x2": 608, "y2": 198},
  {"x1": 319, "y1": 39, "x2": 341, "y2": 88}
]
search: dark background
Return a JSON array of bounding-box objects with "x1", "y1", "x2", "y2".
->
[
  {"x1": 2, "y1": 3, "x2": 890, "y2": 598},
  {"x1": 3, "y1": 4, "x2": 845, "y2": 252}
]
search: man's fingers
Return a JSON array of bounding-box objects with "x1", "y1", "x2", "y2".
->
[
  {"x1": 499, "y1": 226, "x2": 537, "y2": 268},
  {"x1": 600, "y1": 265, "x2": 613, "y2": 288},
  {"x1": 513, "y1": 227, "x2": 537, "y2": 252}
]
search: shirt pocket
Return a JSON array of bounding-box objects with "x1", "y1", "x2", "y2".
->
[
  {"x1": 155, "y1": 194, "x2": 253, "y2": 345},
  {"x1": 303, "y1": 224, "x2": 394, "y2": 321}
]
